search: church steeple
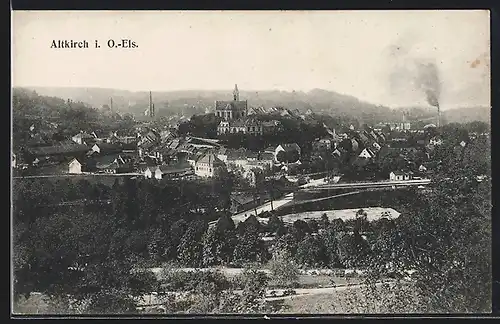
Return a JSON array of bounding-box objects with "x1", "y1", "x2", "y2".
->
[{"x1": 233, "y1": 84, "x2": 239, "y2": 101}]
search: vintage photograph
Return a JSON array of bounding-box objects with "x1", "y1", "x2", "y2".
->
[{"x1": 11, "y1": 10, "x2": 491, "y2": 315}]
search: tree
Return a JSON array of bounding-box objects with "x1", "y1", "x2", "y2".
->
[
  {"x1": 202, "y1": 226, "x2": 219, "y2": 267},
  {"x1": 391, "y1": 176, "x2": 491, "y2": 312},
  {"x1": 307, "y1": 219, "x2": 319, "y2": 233},
  {"x1": 177, "y1": 220, "x2": 207, "y2": 267},
  {"x1": 320, "y1": 226, "x2": 341, "y2": 268},
  {"x1": 233, "y1": 229, "x2": 268, "y2": 265},
  {"x1": 295, "y1": 234, "x2": 328, "y2": 268},
  {"x1": 320, "y1": 213, "x2": 330, "y2": 230},
  {"x1": 291, "y1": 219, "x2": 310, "y2": 241},
  {"x1": 276, "y1": 150, "x2": 286, "y2": 164},
  {"x1": 330, "y1": 218, "x2": 346, "y2": 233},
  {"x1": 337, "y1": 231, "x2": 370, "y2": 268},
  {"x1": 267, "y1": 215, "x2": 284, "y2": 234},
  {"x1": 238, "y1": 266, "x2": 269, "y2": 313},
  {"x1": 268, "y1": 250, "x2": 300, "y2": 288}
]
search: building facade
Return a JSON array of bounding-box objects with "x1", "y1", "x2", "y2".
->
[
  {"x1": 68, "y1": 158, "x2": 82, "y2": 174},
  {"x1": 215, "y1": 84, "x2": 248, "y2": 120},
  {"x1": 195, "y1": 153, "x2": 225, "y2": 178}
]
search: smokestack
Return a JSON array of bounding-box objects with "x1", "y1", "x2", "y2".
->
[
  {"x1": 437, "y1": 103, "x2": 441, "y2": 128},
  {"x1": 110, "y1": 97, "x2": 113, "y2": 112},
  {"x1": 149, "y1": 91, "x2": 155, "y2": 118}
]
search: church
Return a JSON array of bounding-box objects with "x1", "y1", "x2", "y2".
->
[
  {"x1": 215, "y1": 85, "x2": 263, "y2": 136},
  {"x1": 215, "y1": 84, "x2": 248, "y2": 120}
]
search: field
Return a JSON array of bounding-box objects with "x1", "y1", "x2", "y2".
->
[
  {"x1": 276, "y1": 281, "x2": 419, "y2": 314},
  {"x1": 12, "y1": 174, "x2": 137, "y2": 187},
  {"x1": 279, "y1": 207, "x2": 401, "y2": 224}
]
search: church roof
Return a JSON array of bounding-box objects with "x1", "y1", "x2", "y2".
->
[{"x1": 215, "y1": 100, "x2": 248, "y2": 112}]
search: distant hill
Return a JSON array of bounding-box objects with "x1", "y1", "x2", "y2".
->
[
  {"x1": 442, "y1": 106, "x2": 491, "y2": 125},
  {"x1": 22, "y1": 86, "x2": 396, "y2": 123},
  {"x1": 19, "y1": 86, "x2": 490, "y2": 125},
  {"x1": 391, "y1": 105, "x2": 490, "y2": 125}
]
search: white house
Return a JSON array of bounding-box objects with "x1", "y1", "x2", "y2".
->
[
  {"x1": 358, "y1": 148, "x2": 374, "y2": 159},
  {"x1": 12, "y1": 153, "x2": 16, "y2": 168},
  {"x1": 418, "y1": 165, "x2": 427, "y2": 172},
  {"x1": 429, "y1": 137, "x2": 443, "y2": 146},
  {"x1": 154, "y1": 166, "x2": 169, "y2": 180},
  {"x1": 68, "y1": 158, "x2": 82, "y2": 174},
  {"x1": 332, "y1": 149, "x2": 342, "y2": 158},
  {"x1": 195, "y1": 153, "x2": 225, "y2": 178},
  {"x1": 144, "y1": 167, "x2": 154, "y2": 179},
  {"x1": 372, "y1": 142, "x2": 381, "y2": 151},
  {"x1": 389, "y1": 171, "x2": 411, "y2": 181}
]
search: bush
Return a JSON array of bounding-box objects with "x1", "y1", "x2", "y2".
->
[{"x1": 159, "y1": 269, "x2": 230, "y2": 293}]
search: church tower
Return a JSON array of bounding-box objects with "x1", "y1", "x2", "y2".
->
[{"x1": 233, "y1": 84, "x2": 239, "y2": 101}]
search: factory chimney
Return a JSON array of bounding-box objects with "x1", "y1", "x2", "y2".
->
[{"x1": 149, "y1": 91, "x2": 155, "y2": 119}]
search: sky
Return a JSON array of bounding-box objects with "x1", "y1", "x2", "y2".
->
[{"x1": 12, "y1": 10, "x2": 490, "y2": 109}]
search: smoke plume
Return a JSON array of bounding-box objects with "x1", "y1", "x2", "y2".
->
[
  {"x1": 386, "y1": 34, "x2": 442, "y2": 108},
  {"x1": 416, "y1": 61, "x2": 441, "y2": 108}
]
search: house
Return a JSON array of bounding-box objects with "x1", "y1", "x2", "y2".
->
[
  {"x1": 164, "y1": 166, "x2": 193, "y2": 180},
  {"x1": 230, "y1": 193, "x2": 260, "y2": 214},
  {"x1": 332, "y1": 149, "x2": 342, "y2": 158},
  {"x1": 262, "y1": 120, "x2": 280, "y2": 133},
  {"x1": 216, "y1": 147, "x2": 228, "y2": 163},
  {"x1": 144, "y1": 167, "x2": 154, "y2": 179},
  {"x1": 358, "y1": 148, "x2": 375, "y2": 159},
  {"x1": 68, "y1": 158, "x2": 83, "y2": 174},
  {"x1": 71, "y1": 131, "x2": 95, "y2": 145},
  {"x1": 154, "y1": 165, "x2": 192, "y2": 180},
  {"x1": 372, "y1": 142, "x2": 381, "y2": 151},
  {"x1": 215, "y1": 84, "x2": 248, "y2": 120},
  {"x1": 259, "y1": 152, "x2": 275, "y2": 168},
  {"x1": 217, "y1": 118, "x2": 263, "y2": 135},
  {"x1": 90, "y1": 143, "x2": 122, "y2": 155},
  {"x1": 313, "y1": 138, "x2": 333, "y2": 151},
  {"x1": 12, "y1": 153, "x2": 16, "y2": 168},
  {"x1": 194, "y1": 153, "x2": 226, "y2": 178},
  {"x1": 351, "y1": 138, "x2": 359, "y2": 152},
  {"x1": 246, "y1": 152, "x2": 258, "y2": 161},
  {"x1": 429, "y1": 137, "x2": 443, "y2": 146},
  {"x1": 389, "y1": 171, "x2": 412, "y2": 181},
  {"x1": 418, "y1": 164, "x2": 427, "y2": 172},
  {"x1": 89, "y1": 155, "x2": 131, "y2": 174},
  {"x1": 26, "y1": 143, "x2": 90, "y2": 161},
  {"x1": 275, "y1": 143, "x2": 301, "y2": 163}
]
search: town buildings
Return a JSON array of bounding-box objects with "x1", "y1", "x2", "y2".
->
[
  {"x1": 215, "y1": 84, "x2": 266, "y2": 136},
  {"x1": 389, "y1": 171, "x2": 412, "y2": 181},
  {"x1": 194, "y1": 153, "x2": 226, "y2": 178}
]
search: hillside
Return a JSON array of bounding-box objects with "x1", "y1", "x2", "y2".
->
[
  {"x1": 24, "y1": 86, "x2": 396, "y2": 123},
  {"x1": 442, "y1": 106, "x2": 491, "y2": 124},
  {"x1": 19, "y1": 87, "x2": 490, "y2": 126}
]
